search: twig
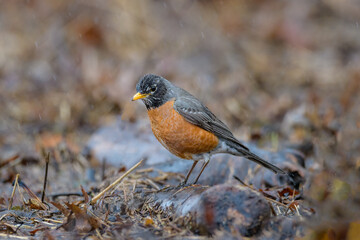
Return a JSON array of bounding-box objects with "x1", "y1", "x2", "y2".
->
[
  {"x1": 96, "y1": 228, "x2": 104, "y2": 240},
  {"x1": 41, "y1": 152, "x2": 50, "y2": 203},
  {"x1": 0, "y1": 213, "x2": 10, "y2": 221},
  {"x1": 145, "y1": 178, "x2": 161, "y2": 191},
  {"x1": 14, "y1": 222, "x2": 24, "y2": 233},
  {"x1": 233, "y1": 175, "x2": 288, "y2": 209},
  {"x1": 90, "y1": 159, "x2": 144, "y2": 204},
  {"x1": 233, "y1": 175, "x2": 255, "y2": 190},
  {"x1": 101, "y1": 158, "x2": 106, "y2": 181},
  {"x1": 8, "y1": 174, "x2": 20, "y2": 210},
  {"x1": 265, "y1": 196, "x2": 288, "y2": 208},
  {"x1": 0, "y1": 154, "x2": 19, "y2": 168}
]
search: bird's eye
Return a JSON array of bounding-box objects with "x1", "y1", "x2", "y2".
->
[{"x1": 151, "y1": 86, "x2": 157, "y2": 92}]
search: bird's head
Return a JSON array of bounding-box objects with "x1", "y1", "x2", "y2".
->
[{"x1": 132, "y1": 74, "x2": 175, "y2": 109}]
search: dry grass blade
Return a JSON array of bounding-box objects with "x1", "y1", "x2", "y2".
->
[
  {"x1": 19, "y1": 180, "x2": 47, "y2": 210},
  {"x1": 90, "y1": 159, "x2": 144, "y2": 204},
  {"x1": 8, "y1": 174, "x2": 20, "y2": 210}
]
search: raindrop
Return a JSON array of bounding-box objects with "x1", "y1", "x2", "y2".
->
[
  {"x1": 39, "y1": 113, "x2": 42, "y2": 120},
  {"x1": 201, "y1": 32, "x2": 205, "y2": 39},
  {"x1": 34, "y1": 41, "x2": 39, "y2": 49}
]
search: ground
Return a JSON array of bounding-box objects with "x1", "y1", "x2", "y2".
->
[{"x1": 0, "y1": 0, "x2": 360, "y2": 239}]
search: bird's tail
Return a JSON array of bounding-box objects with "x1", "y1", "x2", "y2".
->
[
  {"x1": 243, "y1": 150, "x2": 285, "y2": 174},
  {"x1": 230, "y1": 141, "x2": 286, "y2": 174}
]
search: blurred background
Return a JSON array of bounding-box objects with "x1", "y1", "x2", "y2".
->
[{"x1": 1, "y1": 0, "x2": 360, "y2": 237}]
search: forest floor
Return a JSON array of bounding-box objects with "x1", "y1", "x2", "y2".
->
[{"x1": 1, "y1": 1, "x2": 360, "y2": 239}]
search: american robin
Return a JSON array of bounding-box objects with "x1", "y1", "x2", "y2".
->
[{"x1": 132, "y1": 74, "x2": 285, "y2": 184}]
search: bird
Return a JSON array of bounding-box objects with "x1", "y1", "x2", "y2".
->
[{"x1": 132, "y1": 74, "x2": 285, "y2": 185}]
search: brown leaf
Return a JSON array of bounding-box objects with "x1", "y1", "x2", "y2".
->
[
  {"x1": 61, "y1": 212, "x2": 76, "y2": 232},
  {"x1": 26, "y1": 199, "x2": 46, "y2": 210},
  {"x1": 80, "y1": 185, "x2": 89, "y2": 204},
  {"x1": 64, "y1": 202, "x2": 84, "y2": 215},
  {"x1": 51, "y1": 201, "x2": 70, "y2": 216},
  {"x1": 64, "y1": 203, "x2": 101, "y2": 232},
  {"x1": 278, "y1": 187, "x2": 299, "y2": 198},
  {"x1": 288, "y1": 201, "x2": 299, "y2": 211},
  {"x1": 29, "y1": 227, "x2": 49, "y2": 236}
]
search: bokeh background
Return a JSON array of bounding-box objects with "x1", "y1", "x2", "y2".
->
[{"x1": 1, "y1": 0, "x2": 360, "y2": 238}]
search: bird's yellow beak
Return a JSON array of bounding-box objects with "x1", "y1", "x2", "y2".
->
[{"x1": 132, "y1": 92, "x2": 148, "y2": 101}]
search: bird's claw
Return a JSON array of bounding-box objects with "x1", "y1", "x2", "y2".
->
[{"x1": 177, "y1": 181, "x2": 194, "y2": 188}]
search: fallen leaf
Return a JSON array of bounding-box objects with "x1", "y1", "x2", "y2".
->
[
  {"x1": 51, "y1": 201, "x2": 70, "y2": 216},
  {"x1": 81, "y1": 185, "x2": 89, "y2": 204},
  {"x1": 144, "y1": 217, "x2": 154, "y2": 227},
  {"x1": 26, "y1": 199, "x2": 46, "y2": 210},
  {"x1": 29, "y1": 227, "x2": 49, "y2": 236},
  {"x1": 278, "y1": 187, "x2": 300, "y2": 198},
  {"x1": 64, "y1": 203, "x2": 101, "y2": 232}
]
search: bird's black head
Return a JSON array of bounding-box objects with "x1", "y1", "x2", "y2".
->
[{"x1": 132, "y1": 74, "x2": 175, "y2": 109}]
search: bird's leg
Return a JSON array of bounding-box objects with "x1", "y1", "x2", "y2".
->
[
  {"x1": 181, "y1": 161, "x2": 198, "y2": 186},
  {"x1": 193, "y1": 155, "x2": 210, "y2": 184}
]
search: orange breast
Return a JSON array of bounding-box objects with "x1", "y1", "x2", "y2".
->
[{"x1": 147, "y1": 100, "x2": 219, "y2": 159}]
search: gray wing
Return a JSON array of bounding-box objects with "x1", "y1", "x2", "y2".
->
[
  {"x1": 173, "y1": 93, "x2": 250, "y2": 151},
  {"x1": 173, "y1": 92, "x2": 285, "y2": 174}
]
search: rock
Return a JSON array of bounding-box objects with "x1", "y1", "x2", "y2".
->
[
  {"x1": 150, "y1": 184, "x2": 271, "y2": 237},
  {"x1": 84, "y1": 118, "x2": 176, "y2": 168}
]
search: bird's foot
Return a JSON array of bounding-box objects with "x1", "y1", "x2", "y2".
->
[
  {"x1": 177, "y1": 181, "x2": 193, "y2": 188},
  {"x1": 156, "y1": 181, "x2": 189, "y2": 192}
]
